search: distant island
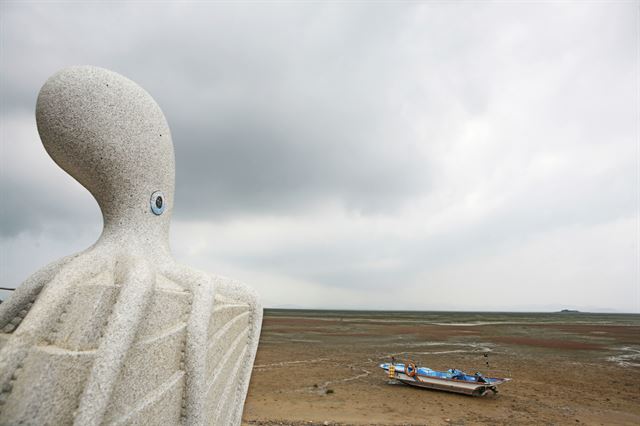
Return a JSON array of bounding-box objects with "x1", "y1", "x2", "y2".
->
[{"x1": 558, "y1": 309, "x2": 580, "y2": 313}]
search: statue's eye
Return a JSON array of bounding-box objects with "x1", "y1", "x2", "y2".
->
[{"x1": 150, "y1": 191, "x2": 165, "y2": 215}]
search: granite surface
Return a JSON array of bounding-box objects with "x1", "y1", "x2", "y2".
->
[{"x1": 0, "y1": 66, "x2": 262, "y2": 425}]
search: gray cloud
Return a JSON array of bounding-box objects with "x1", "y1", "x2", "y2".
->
[
  {"x1": 2, "y1": 2, "x2": 433, "y2": 224},
  {"x1": 1, "y1": 1, "x2": 637, "y2": 311}
]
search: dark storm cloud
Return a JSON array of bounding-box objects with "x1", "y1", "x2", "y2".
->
[
  {"x1": 1, "y1": 1, "x2": 432, "y2": 226},
  {"x1": 170, "y1": 105, "x2": 428, "y2": 219},
  {"x1": 0, "y1": 177, "x2": 54, "y2": 238},
  {"x1": 0, "y1": 174, "x2": 100, "y2": 238}
]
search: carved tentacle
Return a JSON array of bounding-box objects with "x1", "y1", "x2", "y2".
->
[
  {"x1": 0, "y1": 253, "x2": 77, "y2": 329},
  {"x1": 209, "y1": 276, "x2": 263, "y2": 423},
  {"x1": 0, "y1": 249, "x2": 110, "y2": 397},
  {"x1": 161, "y1": 264, "x2": 215, "y2": 426},
  {"x1": 73, "y1": 255, "x2": 155, "y2": 426}
]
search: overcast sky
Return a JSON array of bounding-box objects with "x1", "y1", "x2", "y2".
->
[{"x1": 0, "y1": 1, "x2": 638, "y2": 312}]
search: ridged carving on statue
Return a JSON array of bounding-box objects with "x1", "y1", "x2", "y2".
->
[{"x1": 0, "y1": 66, "x2": 262, "y2": 426}]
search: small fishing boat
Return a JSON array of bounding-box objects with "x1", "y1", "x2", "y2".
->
[{"x1": 380, "y1": 362, "x2": 510, "y2": 396}]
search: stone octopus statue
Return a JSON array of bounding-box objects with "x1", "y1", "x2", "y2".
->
[{"x1": 0, "y1": 66, "x2": 262, "y2": 425}]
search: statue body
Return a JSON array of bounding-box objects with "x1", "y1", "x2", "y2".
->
[{"x1": 0, "y1": 66, "x2": 262, "y2": 425}]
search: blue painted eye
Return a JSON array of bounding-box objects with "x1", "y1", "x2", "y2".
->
[{"x1": 150, "y1": 191, "x2": 165, "y2": 215}]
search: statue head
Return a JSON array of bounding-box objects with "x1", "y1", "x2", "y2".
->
[{"x1": 36, "y1": 66, "x2": 175, "y2": 248}]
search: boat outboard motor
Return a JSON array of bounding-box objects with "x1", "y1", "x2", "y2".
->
[{"x1": 475, "y1": 372, "x2": 487, "y2": 383}]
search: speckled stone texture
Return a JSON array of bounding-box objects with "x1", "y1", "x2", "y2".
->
[{"x1": 0, "y1": 66, "x2": 262, "y2": 426}]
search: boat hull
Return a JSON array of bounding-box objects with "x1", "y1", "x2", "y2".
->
[
  {"x1": 381, "y1": 363, "x2": 509, "y2": 396},
  {"x1": 394, "y1": 371, "x2": 494, "y2": 396}
]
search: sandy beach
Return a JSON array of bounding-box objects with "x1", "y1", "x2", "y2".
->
[{"x1": 242, "y1": 310, "x2": 640, "y2": 425}]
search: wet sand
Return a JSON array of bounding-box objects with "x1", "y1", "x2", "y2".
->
[{"x1": 242, "y1": 310, "x2": 640, "y2": 425}]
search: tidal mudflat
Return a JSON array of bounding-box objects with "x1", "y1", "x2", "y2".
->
[{"x1": 242, "y1": 310, "x2": 640, "y2": 425}]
